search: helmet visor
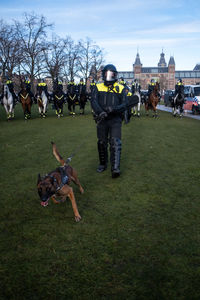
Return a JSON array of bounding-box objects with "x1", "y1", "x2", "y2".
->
[{"x1": 104, "y1": 70, "x2": 117, "y2": 82}]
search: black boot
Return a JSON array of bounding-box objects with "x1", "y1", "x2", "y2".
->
[
  {"x1": 110, "y1": 138, "x2": 121, "y2": 178},
  {"x1": 97, "y1": 140, "x2": 108, "y2": 173}
]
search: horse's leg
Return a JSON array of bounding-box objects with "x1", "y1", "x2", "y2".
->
[
  {"x1": 179, "y1": 103, "x2": 184, "y2": 118},
  {"x1": 145, "y1": 103, "x2": 149, "y2": 116},
  {"x1": 137, "y1": 101, "x2": 141, "y2": 117},
  {"x1": 3, "y1": 102, "x2": 9, "y2": 120},
  {"x1": 68, "y1": 101, "x2": 72, "y2": 115},
  {"x1": 27, "y1": 101, "x2": 31, "y2": 119}
]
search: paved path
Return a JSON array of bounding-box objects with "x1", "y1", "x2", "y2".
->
[{"x1": 157, "y1": 105, "x2": 200, "y2": 120}]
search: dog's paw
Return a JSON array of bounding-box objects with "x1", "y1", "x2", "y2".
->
[
  {"x1": 80, "y1": 187, "x2": 84, "y2": 194},
  {"x1": 75, "y1": 215, "x2": 82, "y2": 222}
]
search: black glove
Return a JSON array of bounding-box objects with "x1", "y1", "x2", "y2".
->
[
  {"x1": 105, "y1": 107, "x2": 113, "y2": 114},
  {"x1": 98, "y1": 111, "x2": 108, "y2": 120}
]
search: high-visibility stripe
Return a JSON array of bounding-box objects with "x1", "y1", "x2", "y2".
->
[{"x1": 96, "y1": 82, "x2": 124, "y2": 93}]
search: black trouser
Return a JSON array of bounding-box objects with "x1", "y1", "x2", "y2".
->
[{"x1": 97, "y1": 116, "x2": 122, "y2": 171}]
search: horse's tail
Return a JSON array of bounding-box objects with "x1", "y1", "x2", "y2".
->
[{"x1": 51, "y1": 142, "x2": 66, "y2": 166}]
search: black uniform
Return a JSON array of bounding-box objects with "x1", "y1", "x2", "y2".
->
[
  {"x1": 131, "y1": 81, "x2": 141, "y2": 94},
  {"x1": 6, "y1": 80, "x2": 18, "y2": 104},
  {"x1": 90, "y1": 79, "x2": 127, "y2": 178}
]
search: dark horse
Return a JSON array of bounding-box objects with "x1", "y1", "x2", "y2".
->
[
  {"x1": 77, "y1": 83, "x2": 87, "y2": 115},
  {"x1": 52, "y1": 83, "x2": 66, "y2": 117},
  {"x1": 67, "y1": 83, "x2": 77, "y2": 116},
  {"x1": 18, "y1": 82, "x2": 32, "y2": 120},
  {"x1": 145, "y1": 82, "x2": 160, "y2": 117},
  {"x1": 172, "y1": 87, "x2": 185, "y2": 117}
]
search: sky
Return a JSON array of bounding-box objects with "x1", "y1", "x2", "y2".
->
[{"x1": 0, "y1": 0, "x2": 200, "y2": 71}]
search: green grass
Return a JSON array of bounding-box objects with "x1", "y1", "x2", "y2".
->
[{"x1": 0, "y1": 103, "x2": 200, "y2": 299}]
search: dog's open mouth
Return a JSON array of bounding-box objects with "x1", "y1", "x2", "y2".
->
[{"x1": 41, "y1": 199, "x2": 49, "y2": 207}]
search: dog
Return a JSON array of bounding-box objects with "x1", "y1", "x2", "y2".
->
[{"x1": 37, "y1": 142, "x2": 84, "y2": 222}]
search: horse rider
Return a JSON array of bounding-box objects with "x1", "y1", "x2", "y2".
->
[
  {"x1": 5, "y1": 77, "x2": 18, "y2": 104},
  {"x1": 90, "y1": 64, "x2": 128, "y2": 178},
  {"x1": 119, "y1": 77, "x2": 126, "y2": 86},
  {"x1": 90, "y1": 79, "x2": 96, "y2": 93},
  {"x1": 36, "y1": 79, "x2": 50, "y2": 99},
  {"x1": 147, "y1": 78, "x2": 156, "y2": 97},
  {"x1": 174, "y1": 78, "x2": 184, "y2": 99},
  {"x1": 131, "y1": 78, "x2": 141, "y2": 94},
  {"x1": 19, "y1": 77, "x2": 35, "y2": 104}
]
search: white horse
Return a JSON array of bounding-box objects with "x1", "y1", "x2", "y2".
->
[
  {"x1": 2, "y1": 85, "x2": 15, "y2": 120},
  {"x1": 37, "y1": 90, "x2": 48, "y2": 118},
  {"x1": 132, "y1": 83, "x2": 142, "y2": 117}
]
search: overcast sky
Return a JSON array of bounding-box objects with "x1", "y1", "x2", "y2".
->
[{"x1": 1, "y1": 0, "x2": 200, "y2": 71}]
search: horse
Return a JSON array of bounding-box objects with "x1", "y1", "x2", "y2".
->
[
  {"x1": 2, "y1": 84, "x2": 15, "y2": 120},
  {"x1": 77, "y1": 83, "x2": 87, "y2": 115},
  {"x1": 36, "y1": 87, "x2": 48, "y2": 118},
  {"x1": 52, "y1": 84, "x2": 66, "y2": 118},
  {"x1": 145, "y1": 82, "x2": 160, "y2": 117},
  {"x1": 67, "y1": 84, "x2": 77, "y2": 116},
  {"x1": 171, "y1": 88, "x2": 185, "y2": 117},
  {"x1": 18, "y1": 82, "x2": 32, "y2": 120},
  {"x1": 132, "y1": 84, "x2": 142, "y2": 117}
]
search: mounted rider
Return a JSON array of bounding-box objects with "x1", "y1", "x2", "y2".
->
[
  {"x1": 174, "y1": 78, "x2": 184, "y2": 99},
  {"x1": 90, "y1": 79, "x2": 96, "y2": 93},
  {"x1": 19, "y1": 76, "x2": 35, "y2": 104},
  {"x1": 131, "y1": 78, "x2": 141, "y2": 94},
  {"x1": 119, "y1": 77, "x2": 126, "y2": 87},
  {"x1": 5, "y1": 77, "x2": 18, "y2": 104},
  {"x1": 148, "y1": 79, "x2": 161, "y2": 100},
  {"x1": 36, "y1": 79, "x2": 50, "y2": 99}
]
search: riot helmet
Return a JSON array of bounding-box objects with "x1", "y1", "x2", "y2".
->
[{"x1": 102, "y1": 64, "x2": 118, "y2": 85}]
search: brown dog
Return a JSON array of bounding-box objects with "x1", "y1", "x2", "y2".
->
[{"x1": 37, "y1": 142, "x2": 84, "y2": 222}]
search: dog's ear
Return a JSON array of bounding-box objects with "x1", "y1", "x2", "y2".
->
[{"x1": 37, "y1": 174, "x2": 42, "y2": 184}]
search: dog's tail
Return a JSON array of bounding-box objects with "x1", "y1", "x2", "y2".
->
[{"x1": 51, "y1": 142, "x2": 65, "y2": 166}]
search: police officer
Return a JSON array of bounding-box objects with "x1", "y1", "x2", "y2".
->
[
  {"x1": 90, "y1": 79, "x2": 96, "y2": 94},
  {"x1": 6, "y1": 77, "x2": 18, "y2": 104},
  {"x1": 90, "y1": 64, "x2": 128, "y2": 178},
  {"x1": 147, "y1": 79, "x2": 156, "y2": 96},
  {"x1": 119, "y1": 77, "x2": 126, "y2": 86},
  {"x1": 175, "y1": 78, "x2": 184, "y2": 97},
  {"x1": 23, "y1": 77, "x2": 35, "y2": 103},
  {"x1": 131, "y1": 78, "x2": 141, "y2": 94},
  {"x1": 36, "y1": 79, "x2": 49, "y2": 98}
]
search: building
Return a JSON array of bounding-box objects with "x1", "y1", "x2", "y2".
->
[{"x1": 118, "y1": 51, "x2": 200, "y2": 91}]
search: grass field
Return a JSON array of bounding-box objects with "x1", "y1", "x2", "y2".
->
[{"x1": 0, "y1": 103, "x2": 200, "y2": 299}]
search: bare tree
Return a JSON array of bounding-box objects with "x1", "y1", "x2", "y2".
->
[
  {"x1": 14, "y1": 12, "x2": 53, "y2": 86},
  {"x1": 0, "y1": 20, "x2": 21, "y2": 82},
  {"x1": 62, "y1": 36, "x2": 80, "y2": 82},
  {"x1": 77, "y1": 37, "x2": 105, "y2": 84},
  {"x1": 43, "y1": 33, "x2": 68, "y2": 83}
]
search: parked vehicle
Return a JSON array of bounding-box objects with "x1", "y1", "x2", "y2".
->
[
  {"x1": 164, "y1": 90, "x2": 174, "y2": 107},
  {"x1": 184, "y1": 85, "x2": 200, "y2": 114}
]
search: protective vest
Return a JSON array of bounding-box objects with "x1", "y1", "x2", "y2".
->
[{"x1": 91, "y1": 82, "x2": 127, "y2": 115}]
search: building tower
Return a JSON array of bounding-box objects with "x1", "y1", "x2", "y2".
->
[
  {"x1": 158, "y1": 50, "x2": 167, "y2": 67},
  {"x1": 133, "y1": 52, "x2": 142, "y2": 80},
  {"x1": 168, "y1": 56, "x2": 175, "y2": 89}
]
